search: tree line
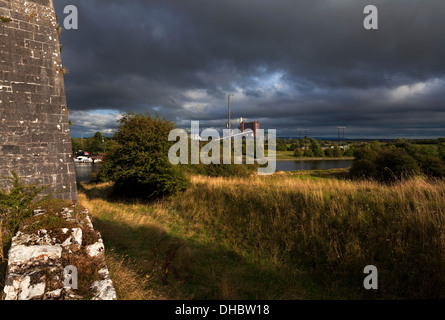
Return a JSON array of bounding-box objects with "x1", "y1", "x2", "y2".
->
[
  {"x1": 276, "y1": 137, "x2": 355, "y2": 158},
  {"x1": 71, "y1": 132, "x2": 118, "y2": 155}
]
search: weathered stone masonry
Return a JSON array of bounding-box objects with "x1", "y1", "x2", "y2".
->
[
  {"x1": 1, "y1": 1, "x2": 116, "y2": 300},
  {"x1": 0, "y1": 0, "x2": 77, "y2": 201},
  {"x1": 3, "y1": 206, "x2": 117, "y2": 300}
]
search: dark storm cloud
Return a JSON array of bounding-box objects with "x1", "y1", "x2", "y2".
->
[{"x1": 54, "y1": 0, "x2": 445, "y2": 137}]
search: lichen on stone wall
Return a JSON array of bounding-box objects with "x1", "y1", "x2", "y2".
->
[{"x1": 2, "y1": 204, "x2": 116, "y2": 300}]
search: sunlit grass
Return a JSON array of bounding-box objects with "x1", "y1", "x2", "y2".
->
[{"x1": 80, "y1": 173, "x2": 445, "y2": 299}]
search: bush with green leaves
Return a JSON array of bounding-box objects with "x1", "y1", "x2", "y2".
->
[
  {"x1": 309, "y1": 140, "x2": 324, "y2": 157},
  {"x1": 1, "y1": 172, "x2": 52, "y2": 265},
  {"x1": 293, "y1": 148, "x2": 303, "y2": 157},
  {"x1": 374, "y1": 147, "x2": 419, "y2": 182},
  {"x1": 103, "y1": 113, "x2": 190, "y2": 198},
  {"x1": 303, "y1": 148, "x2": 314, "y2": 157},
  {"x1": 332, "y1": 145, "x2": 343, "y2": 157},
  {"x1": 350, "y1": 144, "x2": 422, "y2": 182},
  {"x1": 276, "y1": 143, "x2": 288, "y2": 152},
  {"x1": 0, "y1": 172, "x2": 50, "y2": 237},
  {"x1": 324, "y1": 147, "x2": 333, "y2": 157}
]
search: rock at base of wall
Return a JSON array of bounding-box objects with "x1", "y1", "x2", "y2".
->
[{"x1": 2, "y1": 205, "x2": 117, "y2": 300}]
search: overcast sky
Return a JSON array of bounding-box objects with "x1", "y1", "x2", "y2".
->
[{"x1": 54, "y1": 0, "x2": 445, "y2": 139}]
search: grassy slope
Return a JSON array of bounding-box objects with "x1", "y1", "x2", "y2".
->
[{"x1": 79, "y1": 172, "x2": 445, "y2": 300}]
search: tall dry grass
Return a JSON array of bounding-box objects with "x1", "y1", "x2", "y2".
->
[
  {"x1": 170, "y1": 175, "x2": 445, "y2": 298},
  {"x1": 104, "y1": 250, "x2": 166, "y2": 300},
  {"x1": 81, "y1": 175, "x2": 445, "y2": 299}
]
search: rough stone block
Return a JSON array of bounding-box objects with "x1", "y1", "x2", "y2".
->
[{"x1": 0, "y1": 1, "x2": 77, "y2": 201}]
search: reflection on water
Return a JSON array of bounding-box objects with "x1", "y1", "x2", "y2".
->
[
  {"x1": 275, "y1": 159, "x2": 353, "y2": 172},
  {"x1": 75, "y1": 163, "x2": 102, "y2": 183}
]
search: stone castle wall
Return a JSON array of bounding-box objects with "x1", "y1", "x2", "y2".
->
[
  {"x1": 3, "y1": 206, "x2": 116, "y2": 300},
  {"x1": 0, "y1": 0, "x2": 77, "y2": 200}
]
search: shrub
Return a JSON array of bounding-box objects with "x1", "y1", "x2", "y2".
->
[
  {"x1": 104, "y1": 113, "x2": 190, "y2": 199},
  {"x1": 343, "y1": 145, "x2": 355, "y2": 157},
  {"x1": 353, "y1": 145, "x2": 377, "y2": 161},
  {"x1": 90, "y1": 159, "x2": 113, "y2": 183},
  {"x1": 293, "y1": 149, "x2": 303, "y2": 158},
  {"x1": 416, "y1": 155, "x2": 445, "y2": 178},
  {"x1": 276, "y1": 143, "x2": 288, "y2": 152},
  {"x1": 303, "y1": 149, "x2": 314, "y2": 157},
  {"x1": 332, "y1": 145, "x2": 343, "y2": 157},
  {"x1": 349, "y1": 159, "x2": 376, "y2": 179},
  {"x1": 350, "y1": 145, "x2": 420, "y2": 182},
  {"x1": 324, "y1": 148, "x2": 333, "y2": 157},
  {"x1": 373, "y1": 148, "x2": 419, "y2": 182},
  {"x1": 0, "y1": 172, "x2": 50, "y2": 240},
  {"x1": 309, "y1": 141, "x2": 324, "y2": 157}
]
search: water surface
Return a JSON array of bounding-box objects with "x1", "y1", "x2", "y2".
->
[
  {"x1": 275, "y1": 159, "x2": 353, "y2": 172},
  {"x1": 75, "y1": 163, "x2": 102, "y2": 183},
  {"x1": 75, "y1": 160, "x2": 354, "y2": 182}
]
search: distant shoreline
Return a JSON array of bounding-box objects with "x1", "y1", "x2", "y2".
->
[
  {"x1": 74, "y1": 158, "x2": 355, "y2": 163},
  {"x1": 275, "y1": 157, "x2": 354, "y2": 162}
]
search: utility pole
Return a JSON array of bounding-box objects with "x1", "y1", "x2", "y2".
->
[
  {"x1": 100, "y1": 123, "x2": 105, "y2": 155},
  {"x1": 227, "y1": 94, "x2": 234, "y2": 130},
  {"x1": 337, "y1": 127, "x2": 346, "y2": 146},
  {"x1": 226, "y1": 93, "x2": 234, "y2": 139}
]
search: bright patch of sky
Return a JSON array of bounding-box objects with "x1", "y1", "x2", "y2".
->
[{"x1": 69, "y1": 109, "x2": 122, "y2": 137}]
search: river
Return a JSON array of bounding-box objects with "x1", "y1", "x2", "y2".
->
[
  {"x1": 74, "y1": 163, "x2": 102, "y2": 183},
  {"x1": 75, "y1": 159, "x2": 353, "y2": 182},
  {"x1": 275, "y1": 159, "x2": 353, "y2": 172}
]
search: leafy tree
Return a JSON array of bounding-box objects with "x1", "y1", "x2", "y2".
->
[
  {"x1": 324, "y1": 147, "x2": 333, "y2": 157},
  {"x1": 350, "y1": 145, "x2": 419, "y2": 182},
  {"x1": 350, "y1": 145, "x2": 378, "y2": 179},
  {"x1": 303, "y1": 148, "x2": 314, "y2": 157},
  {"x1": 71, "y1": 139, "x2": 82, "y2": 154},
  {"x1": 333, "y1": 145, "x2": 343, "y2": 157},
  {"x1": 276, "y1": 143, "x2": 288, "y2": 152},
  {"x1": 416, "y1": 156, "x2": 445, "y2": 178},
  {"x1": 343, "y1": 145, "x2": 355, "y2": 157},
  {"x1": 294, "y1": 148, "x2": 303, "y2": 157},
  {"x1": 309, "y1": 141, "x2": 324, "y2": 157},
  {"x1": 104, "y1": 113, "x2": 190, "y2": 198},
  {"x1": 349, "y1": 159, "x2": 377, "y2": 179},
  {"x1": 353, "y1": 145, "x2": 377, "y2": 161},
  {"x1": 374, "y1": 147, "x2": 419, "y2": 182}
]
